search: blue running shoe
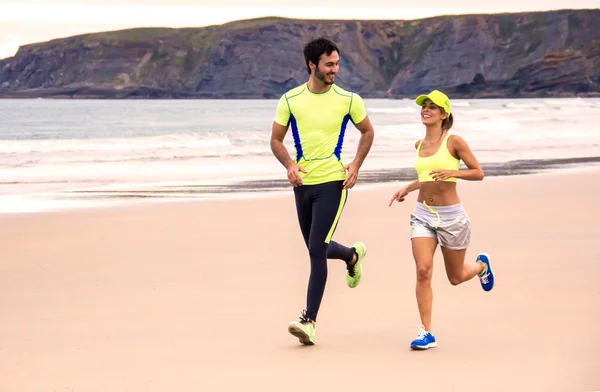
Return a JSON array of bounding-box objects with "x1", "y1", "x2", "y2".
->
[
  {"x1": 477, "y1": 252, "x2": 494, "y2": 292},
  {"x1": 410, "y1": 325, "x2": 437, "y2": 350}
]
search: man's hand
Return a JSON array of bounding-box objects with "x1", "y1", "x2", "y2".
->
[
  {"x1": 341, "y1": 161, "x2": 360, "y2": 189},
  {"x1": 287, "y1": 163, "x2": 307, "y2": 187}
]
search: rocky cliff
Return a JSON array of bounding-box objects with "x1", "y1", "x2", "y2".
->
[{"x1": 1, "y1": 10, "x2": 599, "y2": 99}]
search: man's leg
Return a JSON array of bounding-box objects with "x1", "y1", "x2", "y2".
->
[
  {"x1": 294, "y1": 181, "x2": 353, "y2": 264},
  {"x1": 304, "y1": 181, "x2": 347, "y2": 322},
  {"x1": 321, "y1": 183, "x2": 365, "y2": 289},
  {"x1": 288, "y1": 184, "x2": 317, "y2": 345},
  {"x1": 322, "y1": 182, "x2": 354, "y2": 263},
  {"x1": 293, "y1": 184, "x2": 312, "y2": 249},
  {"x1": 327, "y1": 241, "x2": 354, "y2": 263}
]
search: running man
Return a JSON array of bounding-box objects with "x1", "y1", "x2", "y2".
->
[{"x1": 270, "y1": 37, "x2": 375, "y2": 345}]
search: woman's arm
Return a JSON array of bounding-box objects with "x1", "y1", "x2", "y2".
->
[
  {"x1": 431, "y1": 135, "x2": 484, "y2": 181},
  {"x1": 405, "y1": 179, "x2": 421, "y2": 193},
  {"x1": 389, "y1": 179, "x2": 420, "y2": 206},
  {"x1": 453, "y1": 135, "x2": 484, "y2": 181}
]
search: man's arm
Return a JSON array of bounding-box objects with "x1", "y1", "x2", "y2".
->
[
  {"x1": 352, "y1": 115, "x2": 375, "y2": 168},
  {"x1": 270, "y1": 121, "x2": 306, "y2": 187},
  {"x1": 270, "y1": 122, "x2": 293, "y2": 169},
  {"x1": 342, "y1": 115, "x2": 375, "y2": 189}
]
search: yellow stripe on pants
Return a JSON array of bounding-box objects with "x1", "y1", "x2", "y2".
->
[{"x1": 325, "y1": 188, "x2": 347, "y2": 243}]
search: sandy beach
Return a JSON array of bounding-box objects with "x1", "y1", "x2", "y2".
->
[{"x1": 1, "y1": 169, "x2": 599, "y2": 392}]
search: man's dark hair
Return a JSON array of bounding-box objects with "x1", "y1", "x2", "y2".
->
[{"x1": 303, "y1": 38, "x2": 339, "y2": 75}]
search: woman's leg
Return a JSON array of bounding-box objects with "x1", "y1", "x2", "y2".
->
[
  {"x1": 438, "y1": 210, "x2": 485, "y2": 285},
  {"x1": 412, "y1": 237, "x2": 438, "y2": 331},
  {"x1": 441, "y1": 247, "x2": 484, "y2": 285}
]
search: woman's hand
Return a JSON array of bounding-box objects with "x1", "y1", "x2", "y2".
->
[
  {"x1": 430, "y1": 169, "x2": 455, "y2": 181},
  {"x1": 389, "y1": 187, "x2": 409, "y2": 206}
]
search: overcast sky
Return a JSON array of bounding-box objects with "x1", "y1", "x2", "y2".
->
[{"x1": 1, "y1": 0, "x2": 598, "y2": 59}]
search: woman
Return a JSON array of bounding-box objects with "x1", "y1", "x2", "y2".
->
[{"x1": 389, "y1": 90, "x2": 495, "y2": 350}]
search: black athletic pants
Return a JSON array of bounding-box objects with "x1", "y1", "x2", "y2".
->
[{"x1": 293, "y1": 180, "x2": 355, "y2": 322}]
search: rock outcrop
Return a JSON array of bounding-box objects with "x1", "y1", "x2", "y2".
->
[{"x1": 1, "y1": 10, "x2": 599, "y2": 98}]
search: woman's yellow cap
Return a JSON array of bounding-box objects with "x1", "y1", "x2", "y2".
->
[{"x1": 415, "y1": 90, "x2": 451, "y2": 115}]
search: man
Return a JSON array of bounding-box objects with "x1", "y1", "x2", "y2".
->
[{"x1": 270, "y1": 37, "x2": 375, "y2": 345}]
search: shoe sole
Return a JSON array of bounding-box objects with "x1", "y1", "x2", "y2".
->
[
  {"x1": 478, "y1": 252, "x2": 494, "y2": 292},
  {"x1": 410, "y1": 342, "x2": 438, "y2": 350},
  {"x1": 347, "y1": 242, "x2": 367, "y2": 289},
  {"x1": 288, "y1": 324, "x2": 314, "y2": 346}
]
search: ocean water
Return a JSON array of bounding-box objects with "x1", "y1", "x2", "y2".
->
[{"x1": 1, "y1": 97, "x2": 600, "y2": 213}]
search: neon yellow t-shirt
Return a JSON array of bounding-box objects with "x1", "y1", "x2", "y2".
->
[{"x1": 274, "y1": 83, "x2": 367, "y2": 185}]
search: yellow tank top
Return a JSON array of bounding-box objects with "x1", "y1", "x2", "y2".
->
[{"x1": 415, "y1": 134, "x2": 460, "y2": 183}]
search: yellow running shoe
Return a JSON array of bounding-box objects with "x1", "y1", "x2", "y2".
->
[
  {"x1": 346, "y1": 242, "x2": 367, "y2": 288},
  {"x1": 288, "y1": 310, "x2": 315, "y2": 345}
]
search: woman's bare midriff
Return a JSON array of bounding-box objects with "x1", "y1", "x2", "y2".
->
[{"x1": 417, "y1": 182, "x2": 461, "y2": 206}]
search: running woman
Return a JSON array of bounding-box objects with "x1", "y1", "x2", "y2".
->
[{"x1": 389, "y1": 90, "x2": 495, "y2": 350}]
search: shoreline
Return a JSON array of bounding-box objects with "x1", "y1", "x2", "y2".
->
[{"x1": 3, "y1": 164, "x2": 600, "y2": 216}]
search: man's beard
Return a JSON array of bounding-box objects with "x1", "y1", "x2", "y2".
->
[{"x1": 315, "y1": 68, "x2": 335, "y2": 85}]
